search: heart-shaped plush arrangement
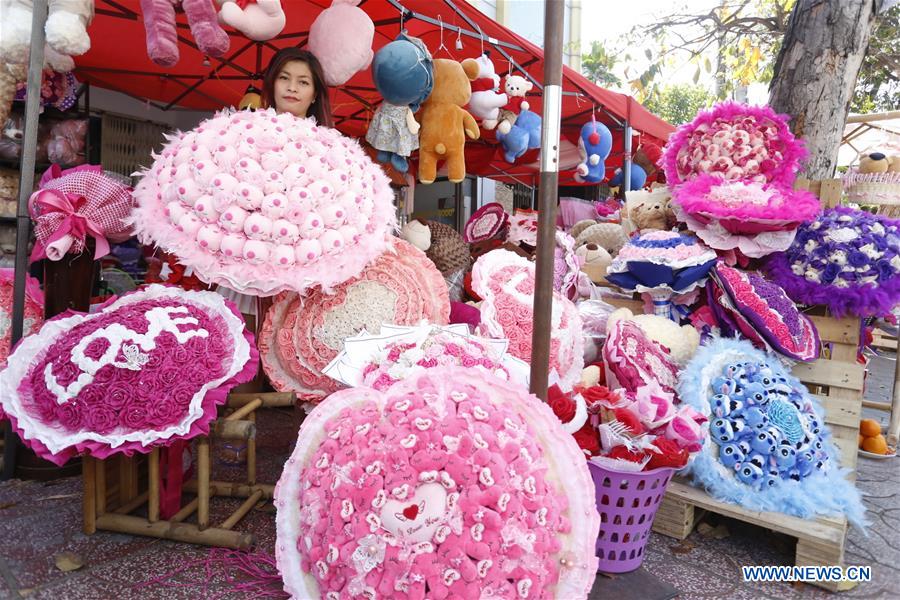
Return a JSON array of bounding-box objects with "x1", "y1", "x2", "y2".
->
[
  {"x1": 603, "y1": 319, "x2": 680, "y2": 397},
  {"x1": 464, "y1": 202, "x2": 508, "y2": 243},
  {"x1": 0, "y1": 285, "x2": 257, "y2": 465},
  {"x1": 259, "y1": 238, "x2": 450, "y2": 403},
  {"x1": 131, "y1": 108, "x2": 397, "y2": 296},
  {"x1": 678, "y1": 338, "x2": 866, "y2": 527},
  {"x1": 274, "y1": 367, "x2": 599, "y2": 599},
  {"x1": 0, "y1": 269, "x2": 43, "y2": 369},
  {"x1": 472, "y1": 249, "x2": 584, "y2": 389}
]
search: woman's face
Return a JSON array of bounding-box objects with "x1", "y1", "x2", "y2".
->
[{"x1": 273, "y1": 60, "x2": 316, "y2": 118}]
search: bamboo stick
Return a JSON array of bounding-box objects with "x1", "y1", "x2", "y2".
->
[
  {"x1": 226, "y1": 398, "x2": 262, "y2": 422},
  {"x1": 247, "y1": 410, "x2": 257, "y2": 486},
  {"x1": 197, "y1": 438, "x2": 210, "y2": 530},
  {"x1": 96, "y1": 457, "x2": 106, "y2": 517},
  {"x1": 82, "y1": 457, "x2": 96, "y2": 534},
  {"x1": 862, "y1": 400, "x2": 892, "y2": 410},
  {"x1": 219, "y1": 490, "x2": 263, "y2": 530},
  {"x1": 170, "y1": 485, "x2": 217, "y2": 523},
  {"x1": 147, "y1": 448, "x2": 160, "y2": 523},
  {"x1": 227, "y1": 391, "x2": 295, "y2": 408},
  {"x1": 209, "y1": 419, "x2": 256, "y2": 440},
  {"x1": 114, "y1": 491, "x2": 149, "y2": 515},
  {"x1": 95, "y1": 513, "x2": 254, "y2": 549},
  {"x1": 183, "y1": 480, "x2": 275, "y2": 500}
]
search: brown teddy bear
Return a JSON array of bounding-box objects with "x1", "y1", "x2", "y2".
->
[
  {"x1": 859, "y1": 152, "x2": 900, "y2": 174},
  {"x1": 417, "y1": 59, "x2": 480, "y2": 184},
  {"x1": 625, "y1": 187, "x2": 675, "y2": 233}
]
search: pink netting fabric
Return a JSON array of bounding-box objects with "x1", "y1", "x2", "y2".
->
[
  {"x1": 603, "y1": 319, "x2": 679, "y2": 398},
  {"x1": 0, "y1": 285, "x2": 258, "y2": 465},
  {"x1": 472, "y1": 249, "x2": 584, "y2": 390},
  {"x1": 259, "y1": 239, "x2": 450, "y2": 403},
  {"x1": 29, "y1": 164, "x2": 135, "y2": 260},
  {"x1": 131, "y1": 109, "x2": 397, "y2": 296},
  {"x1": 0, "y1": 268, "x2": 43, "y2": 369},
  {"x1": 274, "y1": 367, "x2": 600, "y2": 600}
]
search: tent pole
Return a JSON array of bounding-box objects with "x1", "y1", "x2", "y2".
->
[
  {"x1": 529, "y1": 0, "x2": 564, "y2": 400},
  {"x1": 3, "y1": 0, "x2": 47, "y2": 482},
  {"x1": 623, "y1": 121, "x2": 633, "y2": 193}
]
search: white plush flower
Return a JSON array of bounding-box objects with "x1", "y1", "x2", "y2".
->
[
  {"x1": 870, "y1": 222, "x2": 886, "y2": 236},
  {"x1": 791, "y1": 263, "x2": 806, "y2": 276},
  {"x1": 829, "y1": 250, "x2": 848, "y2": 266},
  {"x1": 810, "y1": 221, "x2": 821, "y2": 230},
  {"x1": 860, "y1": 276, "x2": 879, "y2": 284},
  {"x1": 387, "y1": 363, "x2": 408, "y2": 380},
  {"x1": 402, "y1": 347, "x2": 425, "y2": 365},
  {"x1": 834, "y1": 279, "x2": 850, "y2": 288},
  {"x1": 826, "y1": 227, "x2": 859, "y2": 243},
  {"x1": 859, "y1": 243, "x2": 882, "y2": 259},
  {"x1": 804, "y1": 239, "x2": 818, "y2": 253},
  {"x1": 891, "y1": 255, "x2": 900, "y2": 272},
  {"x1": 805, "y1": 268, "x2": 822, "y2": 283}
]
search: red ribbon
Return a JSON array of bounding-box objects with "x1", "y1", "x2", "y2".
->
[
  {"x1": 470, "y1": 77, "x2": 497, "y2": 93},
  {"x1": 158, "y1": 440, "x2": 187, "y2": 520},
  {"x1": 28, "y1": 188, "x2": 110, "y2": 262}
]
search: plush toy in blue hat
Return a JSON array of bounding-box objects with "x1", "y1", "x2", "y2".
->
[
  {"x1": 366, "y1": 33, "x2": 434, "y2": 173},
  {"x1": 574, "y1": 119, "x2": 612, "y2": 183}
]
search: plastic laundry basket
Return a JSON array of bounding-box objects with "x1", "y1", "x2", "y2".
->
[{"x1": 588, "y1": 461, "x2": 676, "y2": 573}]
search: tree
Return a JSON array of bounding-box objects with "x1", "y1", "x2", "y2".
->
[
  {"x1": 851, "y1": 4, "x2": 899, "y2": 113},
  {"x1": 580, "y1": 40, "x2": 621, "y2": 88},
  {"x1": 769, "y1": 0, "x2": 884, "y2": 179},
  {"x1": 643, "y1": 84, "x2": 715, "y2": 125}
]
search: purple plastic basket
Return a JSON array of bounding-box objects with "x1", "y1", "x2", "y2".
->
[{"x1": 588, "y1": 461, "x2": 676, "y2": 573}]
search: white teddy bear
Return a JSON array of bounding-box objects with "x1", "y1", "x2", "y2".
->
[
  {"x1": 461, "y1": 52, "x2": 508, "y2": 131},
  {"x1": 497, "y1": 74, "x2": 533, "y2": 134}
]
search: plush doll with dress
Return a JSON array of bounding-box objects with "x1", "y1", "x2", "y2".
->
[
  {"x1": 366, "y1": 34, "x2": 433, "y2": 173},
  {"x1": 416, "y1": 59, "x2": 480, "y2": 184}
]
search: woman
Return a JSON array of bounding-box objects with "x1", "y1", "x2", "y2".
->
[
  {"x1": 260, "y1": 47, "x2": 333, "y2": 126},
  {"x1": 218, "y1": 48, "x2": 334, "y2": 383}
]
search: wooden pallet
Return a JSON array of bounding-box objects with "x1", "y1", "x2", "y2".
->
[
  {"x1": 82, "y1": 392, "x2": 294, "y2": 549},
  {"x1": 652, "y1": 312, "x2": 864, "y2": 592}
]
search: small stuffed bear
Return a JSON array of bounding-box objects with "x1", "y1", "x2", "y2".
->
[
  {"x1": 399, "y1": 220, "x2": 431, "y2": 252},
  {"x1": 607, "y1": 307, "x2": 700, "y2": 366},
  {"x1": 216, "y1": 0, "x2": 286, "y2": 42},
  {"x1": 574, "y1": 222, "x2": 628, "y2": 256},
  {"x1": 461, "y1": 52, "x2": 508, "y2": 131},
  {"x1": 416, "y1": 59, "x2": 480, "y2": 184},
  {"x1": 625, "y1": 187, "x2": 674, "y2": 234},
  {"x1": 496, "y1": 74, "x2": 533, "y2": 134},
  {"x1": 575, "y1": 243, "x2": 611, "y2": 284},
  {"x1": 858, "y1": 151, "x2": 900, "y2": 174}
]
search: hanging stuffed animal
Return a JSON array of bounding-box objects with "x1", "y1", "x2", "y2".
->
[
  {"x1": 495, "y1": 108, "x2": 541, "y2": 163},
  {"x1": 575, "y1": 118, "x2": 612, "y2": 183},
  {"x1": 610, "y1": 163, "x2": 648, "y2": 191},
  {"x1": 497, "y1": 73, "x2": 533, "y2": 134},
  {"x1": 461, "y1": 51, "x2": 507, "y2": 130},
  {"x1": 216, "y1": 0, "x2": 285, "y2": 41},
  {"x1": 417, "y1": 59, "x2": 480, "y2": 184},
  {"x1": 139, "y1": 0, "x2": 230, "y2": 67},
  {"x1": 308, "y1": 0, "x2": 374, "y2": 86},
  {"x1": 0, "y1": 0, "x2": 92, "y2": 124},
  {"x1": 366, "y1": 33, "x2": 433, "y2": 173}
]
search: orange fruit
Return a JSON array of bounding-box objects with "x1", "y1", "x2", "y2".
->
[
  {"x1": 859, "y1": 433, "x2": 865, "y2": 448},
  {"x1": 862, "y1": 434, "x2": 888, "y2": 455},
  {"x1": 860, "y1": 419, "x2": 882, "y2": 437}
]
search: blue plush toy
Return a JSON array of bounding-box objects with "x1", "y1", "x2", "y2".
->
[
  {"x1": 367, "y1": 33, "x2": 434, "y2": 173},
  {"x1": 495, "y1": 109, "x2": 541, "y2": 163},
  {"x1": 680, "y1": 338, "x2": 868, "y2": 529},
  {"x1": 574, "y1": 120, "x2": 612, "y2": 183},
  {"x1": 609, "y1": 163, "x2": 647, "y2": 190}
]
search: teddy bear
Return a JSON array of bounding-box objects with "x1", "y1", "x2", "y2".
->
[
  {"x1": 859, "y1": 151, "x2": 900, "y2": 174},
  {"x1": 495, "y1": 108, "x2": 541, "y2": 163},
  {"x1": 496, "y1": 74, "x2": 532, "y2": 134},
  {"x1": 574, "y1": 222, "x2": 628, "y2": 256},
  {"x1": 416, "y1": 59, "x2": 480, "y2": 184},
  {"x1": 309, "y1": 0, "x2": 374, "y2": 86},
  {"x1": 399, "y1": 219, "x2": 431, "y2": 252},
  {"x1": 140, "y1": 0, "x2": 230, "y2": 67},
  {"x1": 607, "y1": 307, "x2": 700, "y2": 365},
  {"x1": 575, "y1": 243, "x2": 611, "y2": 284},
  {"x1": 625, "y1": 187, "x2": 674, "y2": 234},
  {"x1": 461, "y1": 52, "x2": 507, "y2": 131},
  {"x1": 574, "y1": 120, "x2": 612, "y2": 183},
  {"x1": 216, "y1": 0, "x2": 285, "y2": 41}
]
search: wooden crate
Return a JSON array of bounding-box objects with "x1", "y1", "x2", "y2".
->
[
  {"x1": 82, "y1": 392, "x2": 294, "y2": 549},
  {"x1": 649, "y1": 310, "x2": 865, "y2": 592}
]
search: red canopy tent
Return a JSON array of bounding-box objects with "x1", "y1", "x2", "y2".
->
[{"x1": 75, "y1": 0, "x2": 673, "y2": 184}]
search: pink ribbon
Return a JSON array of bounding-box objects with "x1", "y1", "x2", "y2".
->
[{"x1": 29, "y1": 188, "x2": 110, "y2": 262}]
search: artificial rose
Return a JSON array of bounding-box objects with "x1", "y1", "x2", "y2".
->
[
  {"x1": 105, "y1": 384, "x2": 131, "y2": 411},
  {"x1": 158, "y1": 367, "x2": 180, "y2": 387},
  {"x1": 495, "y1": 308, "x2": 518, "y2": 330},
  {"x1": 54, "y1": 402, "x2": 83, "y2": 431},
  {"x1": 645, "y1": 437, "x2": 690, "y2": 470},
  {"x1": 92, "y1": 365, "x2": 116, "y2": 385},
  {"x1": 122, "y1": 399, "x2": 151, "y2": 430},
  {"x1": 86, "y1": 405, "x2": 118, "y2": 434},
  {"x1": 606, "y1": 445, "x2": 648, "y2": 464},
  {"x1": 612, "y1": 407, "x2": 644, "y2": 435},
  {"x1": 173, "y1": 344, "x2": 190, "y2": 363},
  {"x1": 145, "y1": 350, "x2": 164, "y2": 370},
  {"x1": 580, "y1": 386, "x2": 622, "y2": 413},
  {"x1": 547, "y1": 385, "x2": 576, "y2": 424},
  {"x1": 172, "y1": 384, "x2": 197, "y2": 408},
  {"x1": 665, "y1": 404, "x2": 708, "y2": 452},
  {"x1": 572, "y1": 425, "x2": 600, "y2": 456},
  {"x1": 77, "y1": 384, "x2": 106, "y2": 409},
  {"x1": 156, "y1": 333, "x2": 178, "y2": 350},
  {"x1": 150, "y1": 394, "x2": 185, "y2": 428},
  {"x1": 53, "y1": 361, "x2": 80, "y2": 386}
]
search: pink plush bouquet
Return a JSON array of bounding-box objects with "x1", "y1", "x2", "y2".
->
[
  {"x1": 472, "y1": 249, "x2": 584, "y2": 390},
  {"x1": 0, "y1": 285, "x2": 257, "y2": 465},
  {"x1": 463, "y1": 202, "x2": 508, "y2": 243},
  {"x1": 131, "y1": 108, "x2": 396, "y2": 296},
  {"x1": 274, "y1": 367, "x2": 600, "y2": 599},
  {"x1": 29, "y1": 164, "x2": 135, "y2": 262},
  {"x1": 603, "y1": 319, "x2": 680, "y2": 397},
  {"x1": 662, "y1": 103, "x2": 820, "y2": 259},
  {"x1": 260, "y1": 239, "x2": 450, "y2": 403},
  {"x1": 0, "y1": 268, "x2": 43, "y2": 369}
]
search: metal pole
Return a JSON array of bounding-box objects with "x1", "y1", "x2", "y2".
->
[
  {"x1": 529, "y1": 0, "x2": 564, "y2": 400},
  {"x1": 623, "y1": 121, "x2": 633, "y2": 193},
  {"x1": 4, "y1": 0, "x2": 48, "y2": 482}
]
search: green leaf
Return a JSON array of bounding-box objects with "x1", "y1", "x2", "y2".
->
[
  {"x1": 704, "y1": 57, "x2": 712, "y2": 73},
  {"x1": 693, "y1": 67, "x2": 701, "y2": 84}
]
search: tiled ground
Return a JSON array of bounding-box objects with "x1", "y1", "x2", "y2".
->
[{"x1": 0, "y1": 355, "x2": 896, "y2": 600}]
